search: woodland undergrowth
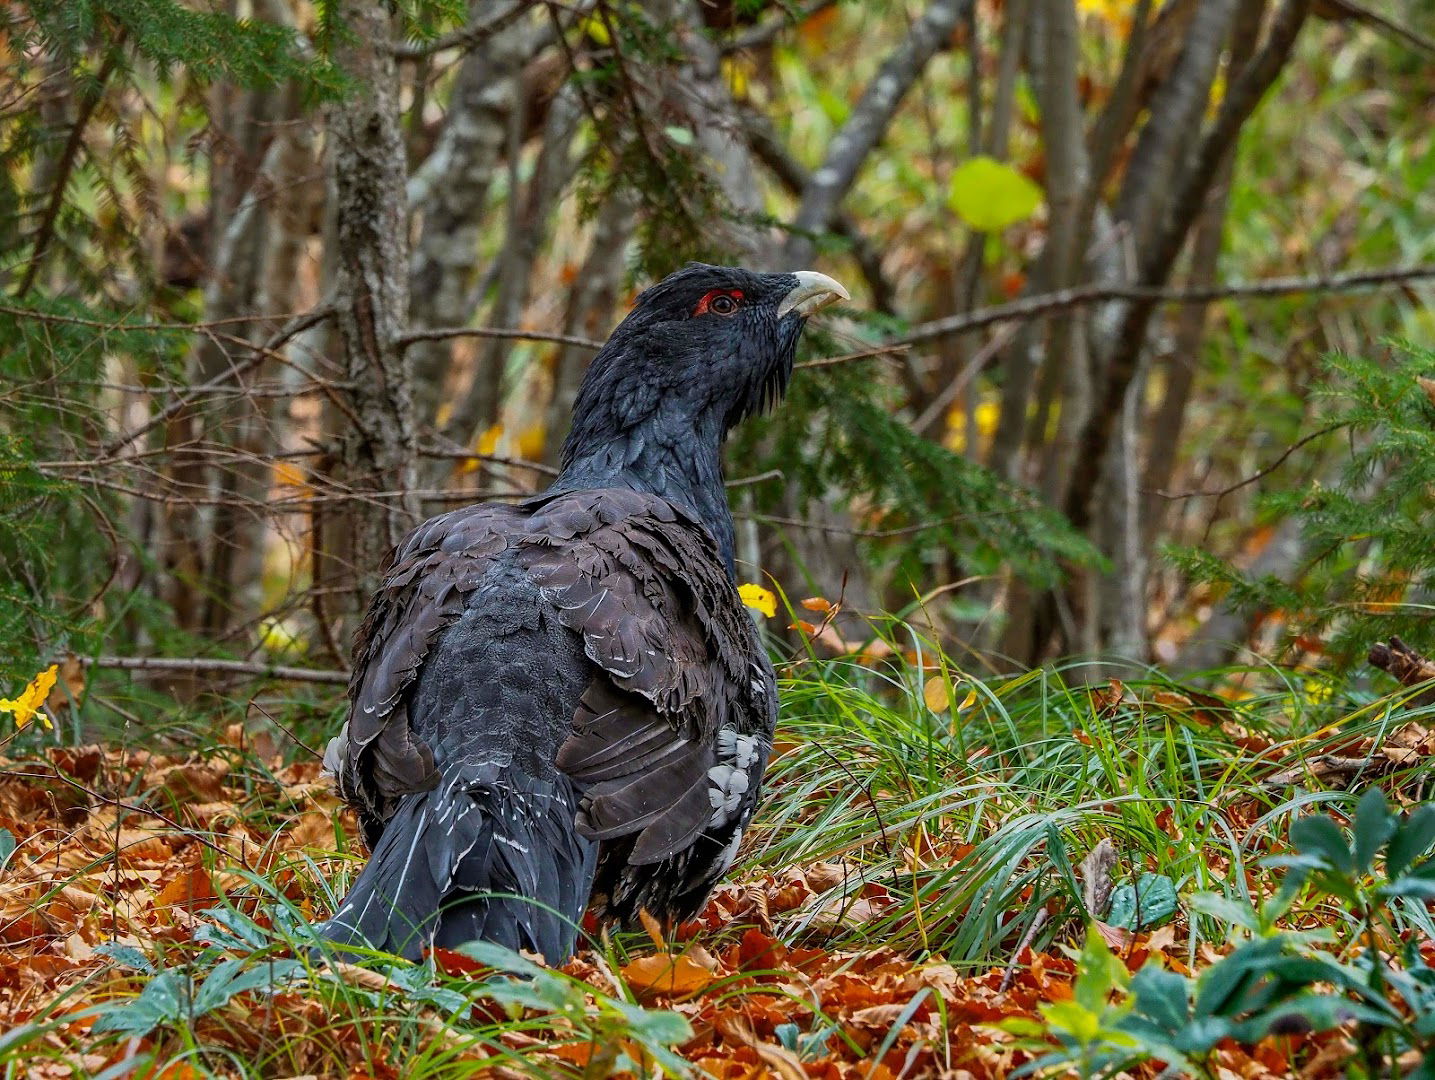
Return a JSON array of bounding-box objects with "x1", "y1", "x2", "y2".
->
[{"x1": 2, "y1": 634, "x2": 1434, "y2": 1079}]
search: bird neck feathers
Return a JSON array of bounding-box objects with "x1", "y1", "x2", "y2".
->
[{"x1": 554, "y1": 410, "x2": 738, "y2": 576}]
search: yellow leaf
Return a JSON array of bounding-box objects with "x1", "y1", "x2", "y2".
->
[
  {"x1": 959, "y1": 687, "x2": 979, "y2": 711},
  {"x1": 1077, "y1": 0, "x2": 1137, "y2": 28},
  {"x1": 578, "y1": 12, "x2": 611, "y2": 45},
  {"x1": 461, "y1": 424, "x2": 504, "y2": 475},
  {"x1": 948, "y1": 155, "x2": 1044, "y2": 232},
  {"x1": 476, "y1": 424, "x2": 503, "y2": 456},
  {"x1": 1, "y1": 665, "x2": 58, "y2": 730},
  {"x1": 738, "y1": 583, "x2": 777, "y2": 618},
  {"x1": 721, "y1": 56, "x2": 751, "y2": 100},
  {"x1": 259, "y1": 618, "x2": 304, "y2": 655},
  {"x1": 516, "y1": 422, "x2": 547, "y2": 461},
  {"x1": 974, "y1": 400, "x2": 1000, "y2": 438},
  {"x1": 923, "y1": 677, "x2": 950, "y2": 713}
]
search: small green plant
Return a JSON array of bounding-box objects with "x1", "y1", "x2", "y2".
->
[
  {"x1": 1269, "y1": 789, "x2": 1435, "y2": 1077},
  {"x1": 998, "y1": 788, "x2": 1435, "y2": 1079},
  {"x1": 1000, "y1": 931, "x2": 1141, "y2": 1078},
  {"x1": 68, "y1": 885, "x2": 696, "y2": 1079}
]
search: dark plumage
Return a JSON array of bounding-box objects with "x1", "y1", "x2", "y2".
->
[{"x1": 319, "y1": 263, "x2": 848, "y2": 962}]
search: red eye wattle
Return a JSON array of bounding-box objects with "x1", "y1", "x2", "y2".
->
[{"x1": 694, "y1": 289, "x2": 743, "y2": 317}]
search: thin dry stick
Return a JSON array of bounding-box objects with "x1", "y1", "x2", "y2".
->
[
  {"x1": 395, "y1": 324, "x2": 604, "y2": 351},
  {"x1": 741, "y1": 509, "x2": 1031, "y2": 539},
  {"x1": 1261, "y1": 755, "x2": 1382, "y2": 789},
  {"x1": 97, "y1": 306, "x2": 334, "y2": 460},
  {"x1": 796, "y1": 343, "x2": 910, "y2": 371},
  {"x1": 85, "y1": 655, "x2": 348, "y2": 684},
  {"x1": 1147, "y1": 422, "x2": 1346, "y2": 500},
  {"x1": 248, "y1": 699, "x2": 327, "y2": 760}
]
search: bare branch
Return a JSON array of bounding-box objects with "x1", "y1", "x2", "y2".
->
[
  {"x1": 85, "y1": 655, "x2": 348, "y2": 684},
  {"x1": 739, "y1": 105, "x2": 897, "y2": 312},
  {"x1": 784, "y1": 0, "x2": 971, "y2": 265},
  {"x1": 96, "y1": 306, "x2": 334, "y2": 460},
  {"x1": 719, "y1": 0, "x2": 838, "y2": 55},
  {"x1": 894, "y1": 262, "x2": 1434, "y2": 347},
  {"x1": 1368, "y1": 638, "x2": 1435, "y2": 708},
  {"x1": 1147, "y1": 422, "x2": 1345, "y2": 501},
  {"x1": 389, "y1": 263, "x2": 1435, "y2": 366},
  {"x1": 796, "y1": 343, "x2": 912, "y2": 371},
  {"x1": 392, "y1": 1, "x2": 542, "y2": 61},
  {"x1": 397, "y1": 324, "x2": 605, "y2": 350},
  {"x1": 1315, "y1": 0, "x2": 1435, "y2": 57}
]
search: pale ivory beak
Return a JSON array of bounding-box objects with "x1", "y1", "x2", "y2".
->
[{"x1": 777, "y1": 270, "x2": 850, "y2": 318}]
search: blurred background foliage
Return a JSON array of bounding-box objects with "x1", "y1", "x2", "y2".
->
[{"x1": 1, "y1": 0, "x2": 1433, "y2": 720}]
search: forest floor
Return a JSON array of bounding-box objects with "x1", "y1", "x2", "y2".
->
[{"x1": 1, "y1": 657, "x2": 1432, "y2": 1078}]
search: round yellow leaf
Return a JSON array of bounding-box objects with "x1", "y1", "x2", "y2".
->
[
  {"x1": 948, "y1": 156, "x2": 1044, "y2": 232},
  {"x1": 738, "y1": 583, "x2": 777, "y2": 618},
  {"x1": 923, "y1": 677, "x2": 950, "y2": 713}
]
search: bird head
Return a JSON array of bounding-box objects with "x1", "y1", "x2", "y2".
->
[{"x1": 563, "y1": 264, "x2": 849, "y2": 462}]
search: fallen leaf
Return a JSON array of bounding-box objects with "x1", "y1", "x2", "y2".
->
[
  {"x1": 923, "y1": 677, "x2": 950, "y2": 713},
  {"x1": 149, "y1": 760, "x2": 229, "y2": 803},
  {"x1": 805, "y1": 862, "x2": 848, "y2": 894},
  {"x1": 622, "y1": 946, "x2": 720, "y2": 997},
  {"x1": 47, "y1": 655, "x2": 85, "y2": 714},
  {"x1": 153, "y1": 866, "x2": 217, "y2": 916},
  {"x1": 806, "y1": 895, "x2": 887, "y2": 932},
  {"x1": 638, "y1": 907, "x2": 667, "y2": 950},
  {"x1": 1094, "y1": 920, "x2": 1134, "y2": 950}
]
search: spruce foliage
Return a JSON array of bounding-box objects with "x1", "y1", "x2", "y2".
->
[{"x1": 1171, "y1": 344, "x2": 1435, "y2": 669}]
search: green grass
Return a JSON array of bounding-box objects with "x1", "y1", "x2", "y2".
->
[{"x1": 747, "y1": 622, "x2": 1435, "y2": 964}]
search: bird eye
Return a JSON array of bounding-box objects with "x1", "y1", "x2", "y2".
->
[{"x1": 694, "y1": 289, "x2": 743, "y2": 317}]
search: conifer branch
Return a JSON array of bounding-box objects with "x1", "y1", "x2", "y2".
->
[{"x1": 17, "y1": 34, "x2": 127, "y2": 296}]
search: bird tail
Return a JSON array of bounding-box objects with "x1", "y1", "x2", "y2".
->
[{"x1": 316, "y1": 767, "x2": 597, "y2": 963}]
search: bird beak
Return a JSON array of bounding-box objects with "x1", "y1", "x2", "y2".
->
[{"x1": 777, "y1": 270, "x2": 850, "y2": 319}]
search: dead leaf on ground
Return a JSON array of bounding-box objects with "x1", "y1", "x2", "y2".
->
[
  {"x1": 153, "y1": 865, "x2": 217, "y2": 917},
  {"x1": 621, "y1": 945, "x2": 720, "y2": 997}
]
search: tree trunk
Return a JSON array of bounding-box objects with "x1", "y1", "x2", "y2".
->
[
  {"x1": 320, "y1": 0, "x2": 419, "y2": 633},
  {"x1": 406, "y1": 5, "x2": 549, "y2": 429}
]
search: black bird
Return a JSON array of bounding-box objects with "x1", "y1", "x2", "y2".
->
[{"x1": 319, "y1": 263, "x2": 848, "y2": 962}]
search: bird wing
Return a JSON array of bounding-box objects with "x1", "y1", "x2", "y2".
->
[
  {"x1": 335, "y1": 503, "x2": 523, "y2": 826},
  {"x1": 525, "y1": 489, "x2": 776, "y2": 868},
  {"x1": 331, "y1": 488, "x2": 774, "y2": 875}
]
